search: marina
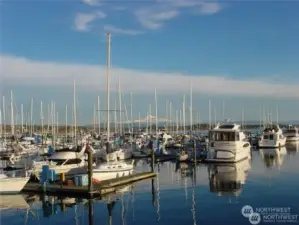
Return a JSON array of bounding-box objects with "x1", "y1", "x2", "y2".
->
[
  {"x1": 1, "y1": 144, "x2": 299, "y2": 225},
  {"x1": 1, "y1": 1, "x2": 299, "y2": 224}
]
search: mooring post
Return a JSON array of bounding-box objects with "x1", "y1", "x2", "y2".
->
[
  {"x1": 87, "y1": 144, "x2": 93, "y2": 193},
  {"x1": 88, "y1": 199, "x2": 94, "y2": 225}
]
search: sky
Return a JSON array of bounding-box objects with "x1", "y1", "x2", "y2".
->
[{"x1": 0, "y1": 0, "x2": 299, "y2": 125}]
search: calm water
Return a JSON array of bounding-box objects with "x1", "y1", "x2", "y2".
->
[{"x1": 1, "y1": 143, "x2": 299, "y2": 225}]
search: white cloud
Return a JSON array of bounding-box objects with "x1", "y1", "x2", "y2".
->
[
  {"x1": 82, "y1": 0, "x2": 100, "y2": 6},
  {"x1": 1, "y1": 55, "x2": 299, "y2": 99},
  {"x1": 198, "y1": 2, "x2": 222, "y2": 15},
  {"x1": 135, "y1": 8, "x2": 179, "y2": 30},
  {"x1": 74, "y1": 11, "x2": 106, "y2": 31},
  {"x1": 104, "y1": 25, "x2": 144, "y2": 35}
]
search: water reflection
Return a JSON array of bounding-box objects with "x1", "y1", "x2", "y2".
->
[
  {"x1": 208, "y1": 159, "x2": 251, "y2": 197},
  {"x1": 260, "y1": 147, "x2": 287, "y2": 169}
]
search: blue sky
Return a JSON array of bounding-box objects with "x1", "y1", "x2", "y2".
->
[{"x1": 0, "y1": 0, "x2": 299, "y2": 125}]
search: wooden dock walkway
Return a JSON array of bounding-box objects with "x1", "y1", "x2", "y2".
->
[{"x1": 23, "y1": 172, "x2": 156, "y2": 198}]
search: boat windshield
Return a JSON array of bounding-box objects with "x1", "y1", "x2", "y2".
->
[
  {"x1": 285, "y1": 129, "x2": 296, "y2": 133},
  {"x1": 49, "y1": 159, "x2": 66, "y2": 165},
  {"x1": 209, "y1": 131, "x2": 240, "y2": 142}
]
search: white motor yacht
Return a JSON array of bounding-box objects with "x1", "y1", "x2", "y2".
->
[
  {"x1": 284, "y1": 125, "x2": 299, "y2": 142},
  {"x1": 206, "y1": 120, "x2": 251, "y2": 163},
  {"x1": 259, "y1": 124, "x2": 286, "y2": 148}
]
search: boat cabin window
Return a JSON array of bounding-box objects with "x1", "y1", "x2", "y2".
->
[
  {"x1": 213, "y1": 132, "x2": 239, "y2": 141},
  {"x1": 285, "y1": 129, "x2": 296, "y2": 133},
  {"x1": 264, "y1": 135, "x2": 269, "y2": 139},
  {"x1": 50, "y1": 159, "x2": 65, "y2": 165},
  {"x1": 269, "y1": 134, "x2": 274, "y2": 140},
  {"x1": 64, "y1": 158, "x2": 82, "y2": 165}
]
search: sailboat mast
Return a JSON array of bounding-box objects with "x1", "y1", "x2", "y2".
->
[
  {"x1": 2, "y1": 96, "x2": 5, "y2": 140},
  {"x1": 130, "y1": 92, "x2": 133, "y2": 133},
  {"x1": 20, "y1": 104, "x2": 23, "y2": 134},
  {"x1": 73, "y1": 81, "x2": 77, "y2": 146},
  {"x1": 106, "y1": 32, "x2": 111, "y2": 142},
  {"x1": 10, "y1": 90, "x2": 14, "y2": 136},
  {"x1": 176, "y1": 110, "x2": 178, "y2": 134},
  {"x1": 118, "y1": 77, "x2": 122, "y2": 134},
  {"x1": 183, "y1": 95, "x2": 186, "y2": 135},
  {"x1": 155, "y1": 89, "x2": 158, "y2": 136},
  {"x1": 65, "y1": 104, "x2": 68, "y2": 145},
  {"x1": 30, "y1": 98, "x2": 33, "y2": 135},
  {"x1": 208, "y1": 100, "x2": 211, "y2": 129},
  {"x1": 41, "y1": 101, "x2": 44, "y2": 135},
  {"x1": 149, "y1": 104, "x2": 152, "y2": 134},
  {"x1": 97, "y1": 96, "x2": 100, "y2": 134},
  {"x1": 190, "y1": 82, "x2": 193, "y2": 132}
]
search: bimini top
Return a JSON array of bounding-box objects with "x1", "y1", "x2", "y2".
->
[{"x1": 213, "y1": 119, "x2": 241, "y2": 131}]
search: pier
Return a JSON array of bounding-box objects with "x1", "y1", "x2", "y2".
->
[{"x1": 23, "y1": 171, "x2": 156, "y2": 198}]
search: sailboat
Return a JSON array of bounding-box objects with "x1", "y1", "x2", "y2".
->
[{"x1": 88, "y1": 33, "x2": 134, "y2": 183}]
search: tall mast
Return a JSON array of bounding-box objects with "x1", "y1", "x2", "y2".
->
[
  {"x1": 93, "y1": 103, "x2": 96, "y2": 132},
  {"x1": 208, "y1": 100, "x2": 211, "y2": 129},
  {"x1": 2, "y1": 96, "x2": 5, "y2": 140},
  {"x1": 169, "y1": 101, "x2": 172, "y2": 133},
  {"x1": 40, "y1": 101, "x2": 44, "y2": 135},
  {"x1": 183, "y1": 95, "x2": 186, "y2": 135},
  {"x1": 190, "y1": 82, "x2": 193, "y2": 132},
  {"x1": 118, "y1": 77, "x2": 122, "y2": 134},
  {"x1": 97, "y1": 96, "x2": 100, "y2": 134},
  {"x1": 10, "y1": 90, "x2": 14, "y2": 136},
  {"x1": 176, "y1": 110, "x2": 178, "y2": 134},
  {"x1": 149, "y1": 104, "x2": 152, "y2": 134},
  {"x1": 30, "y1": 98, "x2": 33, "y2": 135},
  {"x1": 106, "y1": 32, "x2": 111, "y2": 142},
  {"x1": 73, "y1": 81, "x2": 77, "y2": 145},
  {"x1": 21, "y1": 104, "x2": 23, "y2": 133},
  {"x1": 130, "y1": 92, "x2": 133, "y2": 133},
  {"x1": 155, "y1": 89, "x2": 158, "y2": 136},
  {"x1": 114, "y1": 100, "x2": 117, "y2": 133},
  {"x1": 65, "y1": 104, "x2": 68, "y2": 145}
]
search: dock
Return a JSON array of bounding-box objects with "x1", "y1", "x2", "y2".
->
[{"x1": 23, "y1": 172, "x2": 156, "y2": 198}]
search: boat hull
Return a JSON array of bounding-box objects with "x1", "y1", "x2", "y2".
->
[
  {"x1": 205, "y1": 146, "x2": 251, "y2": 163},
  {"x1": 259, "y1": 138, "x2": 286, "y2": 148},
  {"x1": 0, "y1": 177, "x2": 30, "y2": 194}
]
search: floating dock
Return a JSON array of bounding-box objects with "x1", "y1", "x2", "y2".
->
[{"x1": 23, "y1": 172, "x2": 156, "y2": 198}]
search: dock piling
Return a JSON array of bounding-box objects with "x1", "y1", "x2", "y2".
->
[{"x1": 87, "y1": 148, "x2": 93, "y2": 193}]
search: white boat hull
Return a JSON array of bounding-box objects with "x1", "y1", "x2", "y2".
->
[
  {"x1": 206, "y1": 146, "x2": 251, "y2": 163},
  {"x1": 286, "y1": 136, "x2": 299, "y2": 142},
  {"x1": 92, "y1": 169, "x2": 133, "y2": 183},
  {"x1": 0, "y1": 177, "x2": 30, "y2": 194},
  {"x1": 259, "y1": 138, "x2": 286, "y2": 148},
  {"x1": 213, "y1": 141, "x2": 250, "y2": 151}
]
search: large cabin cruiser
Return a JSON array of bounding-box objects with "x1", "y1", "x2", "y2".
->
[
  {"x1": 206, "y1": 120, "x2": 251, "y2": 163},
  {"x1": 284, "y1": 126, "x2": 299, "y2": 142},
  {"x1": 259, "y1": 124, "x2": 286, "y2": 148}
]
